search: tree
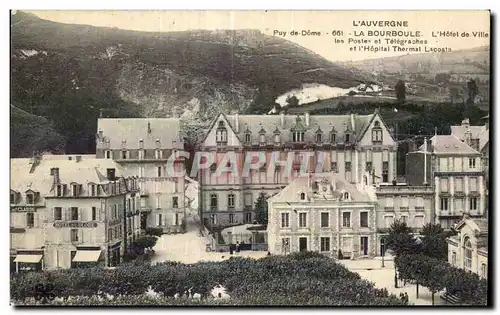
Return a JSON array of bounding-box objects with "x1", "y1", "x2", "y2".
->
[
  {"x1": 254, "y1": 193, "x2": 268, "y2": 225},
  {"x1": 395, "y1": 80, "x2": 406, "y2": 103},
  {"x1": 420, "y1": 223, "x2": 448, "y2": 261},
  {"x1": 285, "y1": 95, "x2": 299, "y2": 107},
  {"x1": 466, "y1": 79, "x2": 479, "y2": 105},
  {"x1": 385, "y1": 219, "x2": 416, "y2": 257},
  {"x1": 434, "y1": 73, "x2": 451, "y2": 85},
  {"x1": 145, "y1": 227, "x2": 163, "y2": 237}
]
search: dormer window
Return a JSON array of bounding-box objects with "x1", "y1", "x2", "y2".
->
[
  {"x1": 316, "y1": 133, "x2": 322, "y2": 143},
  {"x1": 26, "y1": 192, "x2": 35, "y2": 205},
  {"x1": 216, "y1": 121, "x2": 228, "y2": 144},
  {"x1": 300, "y1": 192, "x2": 306, "y2": 200},
  {"x1": 138, "y1": 149, "x2": 144, "y2": 160},
  {"x1": 139, "y1": 139, "x2": 144, "y2": 149},
  {"x1": 372, "y1": 121, "x2": 383, "y2": 143},
  {"x1": 71, "y1": 183, "x2": 81, "y2": 197},
  {"x1": 155, "y1": 149, "x2": 162, "y2": 160},
  {"x1": 56, "y1": 184, "x2": 63, "y2": 197},
  {"x1": 345, "y1": 133, "x2": 351, "y2": 143},
  {"x1": 121, "y1": 150, "x2": 128, "y2": 159},
  {"x1": 245, "y1": 133, "x2": 251, "y2": 143},
  {"x1": 89, "y1": 184, "x2": 97, "y2": 197},
  {"x1": 105, "y1": 150, "x2": 112, "y2": 159},
  {"x1": 330, "y1": 131, "x2": 337, "y2": 143},
  {"x1": 342, "y1": 192, "x2": 350, "y2": 200}
]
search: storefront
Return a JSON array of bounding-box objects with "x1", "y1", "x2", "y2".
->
[
  {"x1": 108, "y1": 241, "x2": 121, "y2": 267},
  {"x1": 13, "y1": 249, "x2": 44, "y2": 273}
]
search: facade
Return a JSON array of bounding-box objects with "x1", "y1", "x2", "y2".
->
[
  {"x1": 267, "y1": 173, "x2": 378, "y2": 259},
  {"x1": 375, "y1": 183, "x2": 434, "y2": 255},
  {"x1": 199, "y1": 111, "x2": 396, "y2": 228},
  {"x1": 96, "y1": 118, "x2": 186, "y2": 233},
  {"x1": 447, "y1": 216, "x2": 488, "y2": 279},
  {"x1": 10, "y1": 154, "x2": 140, "y2": 271}
]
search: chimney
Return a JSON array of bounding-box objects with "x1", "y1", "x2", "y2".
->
[
  {"x1": 106, "y1": 168, "x2": 116, "y2": 181},
  {"x1": 76, "y1": 156, "x2": 82, "y2": 162},
  {"x1": 423, "y1": 137, "x2": 428, "y2": 185},
  {"x1": 305, "y1": 112, "x2": 310, "y2": 127},
  {"x1": 280, "y1": 111, "x2": 285, "y2": 128},
  {"x1": 147, "y1": 122, "x2": 152, "y2": 134},
  {"x1": 235, "y1": 113, "x2": 239, "y2": 133},
  {"x1": 464, "y1": 129, "x2": 472, "y2": 145},
  {"x1": 51, "y1": 168, "x2": 60, "y2": 184}
]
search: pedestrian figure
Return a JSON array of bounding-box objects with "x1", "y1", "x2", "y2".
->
[
  {"x1": 404, "y1": 292, "x2": 409, "y2": 304},
  {"x1": 267, "y1": 251, "x2": 271, "y2": 256},
  {"x1": 229, "y1": 244, "x2": 234, "y2": 255},
  {"x1": 236, "y1": 241, "x2": 240, "y2": 253}
]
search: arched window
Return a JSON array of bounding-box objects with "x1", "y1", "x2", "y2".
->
[
  {"x1": 372, "y1": 121, "x2": 383, "y2": 143},
  {"x1": 216, "y1": 121, "x2": 228, "y2": 144},
  {"x1": 300, "y1": 192, "x2": 306, "y2": 200},
  {"x1": 464, "y1": 237, "x2": 472, "y2": 269},
  {"x1": 343, "y1": 192, "x2": 350, "y2": 200},
  {"x1": 245, "y1": 133, "x2": 251, "y2": 143}
]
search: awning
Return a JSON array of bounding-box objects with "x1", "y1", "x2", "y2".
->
[
  {"x1": 14, "y1": 254, "x2": 43, "y2": 263},
  {"x1": 72, "y1": 250, "x2": 102, "y2": 262}
]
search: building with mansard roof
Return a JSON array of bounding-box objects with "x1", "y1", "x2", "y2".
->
[
  {"x1": 267, "y1": 173, "x2": 378, "y2": 258},
  {"x1": 96, "y1": 118, "x2": 186, "y2": 234},
  {"x1": 198, "y1": 111, "x2": 397, "y2": 228},
  {"x1": 10, "y1": 154, "x2": 140, "y2": 271}
]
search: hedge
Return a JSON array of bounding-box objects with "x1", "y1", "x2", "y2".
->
[
  {"x1": 11, "y1": 252, "x2": 406, "y2": 306},
  {"x1": 395, "y1": 254, "x2": 488, "y2": 305}
]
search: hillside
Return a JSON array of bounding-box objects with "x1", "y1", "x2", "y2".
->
[{"x1": 11, "y1": 11, "x2": 374, "y2": 156}]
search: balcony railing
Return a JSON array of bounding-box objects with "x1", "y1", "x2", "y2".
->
[
  {"x1": 414, "y1": 206, "x2": 425, "y2": 212},
  {"x1": 384, "y1": 207, "x2": 395, "y2": 211}
]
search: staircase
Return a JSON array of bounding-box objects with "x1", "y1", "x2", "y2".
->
[{"x1": 440, "y1": 292, "x2": 461, "y2": 305}]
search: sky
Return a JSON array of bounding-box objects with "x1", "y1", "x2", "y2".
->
[{"x1": 26, "y1": 10, "x2": 490, "y2": 62}]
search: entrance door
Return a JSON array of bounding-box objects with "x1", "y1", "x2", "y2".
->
[
  {"x1": 140, "y1": 214, "x2": 147, "y2": 230},
  {"x1": 360, "y1": 236, "x2": 369, "y2": 256},
  {"x1": 299, "y1": 237, "x2": 307, "y2": 252},
  {"x1": 380, "y1": 237, "x2": 386, "y2": 256}
]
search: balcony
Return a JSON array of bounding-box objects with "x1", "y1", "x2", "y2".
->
[
  {"x1": 414, "y1": 206, "x2": 425, "y2": 212},
  {"x1": 139, "y1": 207, "x2": 152, "y2": 213},
  {"x1": 384, "y1": 207, "x2": 395, "y2": 212},
  {"x1": 399, "y1": 207, "x2": 409, "y2": 211}
]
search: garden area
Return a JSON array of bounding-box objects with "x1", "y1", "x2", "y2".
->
[{"x1": 11, "y1": 252, "x2": 408, "y2": 306}]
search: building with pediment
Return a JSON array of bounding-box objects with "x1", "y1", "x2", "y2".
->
[
  {"x1": 95, "y1": 118, "x2": 186, "y2": 233},
  {"x1": 10, "y1": 154, "x2": 140, "y2": 271},
  {"x1": 198, "y1": 111, "x2": 396, "y2": 228},
  {"x1": 267, "y1": 173, "x2": 378, "y2": 258},
  {"x1": 447, "y1": 215, "x2": 488, "y2": 279}
]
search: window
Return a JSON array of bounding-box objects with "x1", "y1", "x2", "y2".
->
[
  {"x1": 245, "y1": 133, "x2": 251, "y2": 143},
  {"x1": 72, "y1": 185, "x2": 80, "y2": 197},
  {"x1": 382, "y1": 162, "x2": 389, "y2": 183},
  {"x1": 469, "y1": 197, "x2": 478, "y2": 211},
  {"x1": 113, "y1": 205, "x2": 118, "y2": 218},
  {"x1": 320, "y1": 212, "x2": 329, "y2": 228},
  {"x1": 216, "y1": 121, "x2": 228, "y2": 144},
  {"x1": 372, "y1": 127, "x2": 383, "y2": 143},
  {"x1": 298, "y1": 213, "x2": 307, "y2": 228},
  {"x1": 26, "y1": 212, "x2": 34, "y2": 228},
  {"x1": 365, "y1": 162, "x2": 372, "y2": 172},
  {"x1": 440, "y1": 198, "x2": 449, "y2": 211},
  {"x1": 400, "y1": 215, "x2": 408, "y2": 224},
  {"x1": 53, "y1": 207, "x2": 62, "y2": 220},
  {"x1": 10, "y1": 192, "x2": 16, "y2": 204},
  {"x1": 282, "y1": 238, "x2": 290, "y2": 251},
  {"x1": 90, "y1": 184, "x2": 96, "y2": 196},
  {"x1": 345, "y1": 133, "x2": 350, "y2": 143},
  {"x1": 342, "y1": 192, "x2": 350, "y2": 200},
  {"x1": 155, "y1": 149, "x2": 162, "y2": 160},
  {"x1": 470, "y1": 177, "x2": 478, "y2": 192},
  {"x1": 440, "y1": 178, "x2": 448, "y2": 192},
  {"x1": 481, "y1": 263, "x2": 487, "y2": 278},
  {"x1": 292, "y1": 131, "x2": 304, "y2": 143},
  {"x1": 331, "y1": 162, "x2": 338, "y2": 173},
  {"x1": 345, "y1": 162, "x2": 351, "y2": 172},
  {"x1": 464, "y1": 237, "x2": 472, "y2": 269},
  {"x1": 330, "y1": 132, "x2": 336, "y2": 143},
  {"x1": 316, "y1": 133, "x2": 322, "y2": 143},
  {"x1": 229, "y1": 214, "x2": 235, "y2": 224},
  {"x1": 228, "y1": 194, "x2": 235, "y2": 208},
  {"x1": 384, "y1": 216, "x2": 394, "y2": 228},
  {"x1": 451, "y1": 252, "x2": 457, "y2": 266},
  {"x1": 469, "y1": 158, "x2": 476, "y2": 168},
  {"x1": 26, "y1": 193, "x2": 34, "y2": 204},
  {"x1": 105, "y1": 150, "x2": 111, "y2": 159},
  {"x1": 210, "y1": 194, "x2": 218, "y2": 209},
  {"x1": 92, "y1": 207, "x2": 97, "y2": 221},
  {"x1": 244, "y1": 193, "x2": 252, "y2": 207},
  {"x1": 71, "y1": 207, "x2": 79, "y2": 220},
  {"x1": 121, "y1": 150, "x2": 128, "y2": 159},
  {"x1": 281, "y1": 213, "x2": 290, "y2": 228},
  {"x1": 300, "y1": 192, "x2": 306, "y2": 200},
  {"x1": 175, "y1": 213, "x2": 179, "y2": 225},
  {"x1": 401, "y1": 196, "x2": 409, "y2": 208},
  {"x1": 274, "y1": 134, "x2": 280, "y2": 144},
  {"x1": 455, "y1": 198, "x2": 464, "y2": 212},
  {"x1": 173, "y1": 196, "x2": 179, "y2": 208},
  {"x1": 416, "y1": 196, "x2": 424, "y2": 208},
  {"x1": 455, "y1": 178, "x2": 464, "y2": 192},
  {"x1": 320, "y1": 237, "x2": 330, "y2": 252},
  {"x1": 342, "y1": 212, "x2": 351, "y2": 228},
  {"x1": 157, "y1": 166, "x2": 162, "y2": 177},
  {"x1": 244, "y1": 212, "x2": 252, "y2": 223},
  {"x1": 157, "y1": 214, "x2": 163, "y2": 226},
  {"x1": 56, "y1": 185, "x2": 63, "y2": 197},
  {"x1": 156, "y1": 196, "x2": 161, "y2": 209},
  {"x1": 70, "y1": 229, "x2": 79, "y2": 242},
  {"x1": 259, "y1": 133, "x2": 266, "y2": 145},
  {"x1": 360, "y1": 212, "x2": 368, "y2": 228},
  {"x1": 138, "y1": 149, "x2": 144, "y2": 160}
]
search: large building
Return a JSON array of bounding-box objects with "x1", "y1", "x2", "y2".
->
[
  {"x1": 267, "y1": 173, "x2": 378, "y2": 259},
  {"x1": 407, "y1": 135, "x2": 486, "y2": 229},
  {"x1": 96, "y1": 118, "x2": 186, "y2": 233},
  {"x1": 10, "y1": 154, "x2": 139, "y2": 271},
  {"x1": 447, "y1": 215, "x2": 488, "y2": 279},
  {"x1": 199, "y1": 111, "x2": 397, "y2": 228}
]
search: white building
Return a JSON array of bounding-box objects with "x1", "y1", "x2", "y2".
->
[
  {"x1": 447, "y1": 215, "x2": 488, "y2": 279},
  {"x1": 267, "y1": 173, "x2": 378, "y2": 259},
  {"x1": 96, "y1": 118, "x2": 186, "y2": 233}
]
